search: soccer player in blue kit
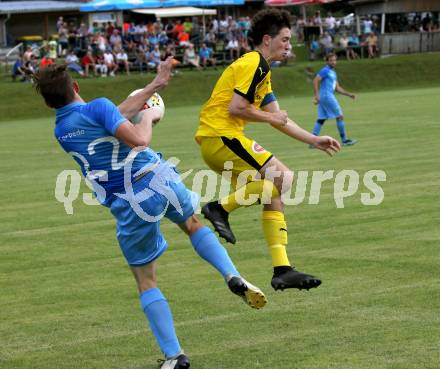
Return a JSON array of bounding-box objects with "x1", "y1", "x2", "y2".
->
[
  {"x1": 312, "y1": 53, "x2": 357, "y2": 146},
  {"x1": 34, "y1": 60, "x2": 266, "y2": 369}
]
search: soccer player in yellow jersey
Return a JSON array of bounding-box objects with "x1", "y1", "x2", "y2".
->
[{"x1": 196, "y1": 8, "x2": 341, "y2": 291}]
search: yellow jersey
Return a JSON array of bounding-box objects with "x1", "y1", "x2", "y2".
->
[{"x1": 196, "y1": 51, "x2": 272, "y2": 140}]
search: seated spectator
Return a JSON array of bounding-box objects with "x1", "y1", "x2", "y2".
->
[
  {"x1": 40, "y1": 54, "x2": 55, "y2": 68},
  {"x1": 65, "y1": 50, "x2": 84, "y2": 76},
  {"x1": 81, "y1": 50, "x2": 96, "y2": 77},
  {"x1": 103, "y1": 49, "x2": 116, "y2": 76},
  {"x1": 95, "y1": 52, "x2": 108, "y2": 77},
  {"x1": 348, "y1": 33, "x2": 360, "y2": 59},
  {"x1": 115, "y1": 48, "x2": 130, "y2": 75},
  {"x1": 109, "y1": 29, "x2": 122, "y2": 50},
  {"x1": 183, "y1": 44, "x2": 201, "y2": 70},
  {"x1": 158, "y1": 30, "x2": 169, "y2": 47},
  {"x1": 338, "y1": 33, "x2": 350, "y2": 60},
  {"x1": 148, "y1": 44, "x2": 162, "y2": 71},
  {"x1": 199, "y1": 43, "x2": 216, "y2": 69},
  {"x1": 161, "y1": 45, "x2": 181, "y2": 69},
  {"x1": 365, "y1": 32, "x2": 378, "y2": 58},
  {"x1": 178, "y1": 30, "x2": 191, "y2": 47},
  {"x1": 204, "y1": 29, "x2": 216, "y2": 50},
  {"x1": 309, "y1": 36, "x2": 320, "y2": 60},
  {"x1": 226, "y1": 37, "x2": 240, "y2": 60},
  {"x1": 319, "y1": 31, "x2": 334, "y2": 55},
  {"x1": 12, "y1": 57, "x2": 26, "y2": 81}
]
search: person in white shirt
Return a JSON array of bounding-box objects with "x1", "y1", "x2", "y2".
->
[
  {"x1": 226, "y1": 37, "x2": 240, "y2": 60},
  {"x1": 325, "y1": 12, "x2": 337, "y2": 36},
  {"x1": 116, "y1": 49, "x2": 130, "y2": 75},
  {"x1": 103, "y1": 50, "x2": 116, "y2": 76}
]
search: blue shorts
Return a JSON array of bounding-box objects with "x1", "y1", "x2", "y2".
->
[
  {"x1": 318, "y1": 95, "x2": 343, "y2": 120},
  {"x1": 109, "y1": 161, "x2": 199, "y2": 266}
]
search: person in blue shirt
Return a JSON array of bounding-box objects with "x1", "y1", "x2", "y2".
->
[
  {"x1": 199, "y1": 42, "x2": 217, "y2": 69},
  {"x1": 33, "y1": 59, "x2": 266, "y2": 369},
  {"x1": 312, "y1": 53, "x2": 357, "y2": 146}
]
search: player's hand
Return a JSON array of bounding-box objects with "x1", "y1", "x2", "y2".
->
[
  {"x1": 313, "y1": 96, "x2": 320, "y2": 105},
  {"x1": 152, "y1": 57, "x2": 174, "y2": 90},
  {"x1": 270, "y1": 110, "x2": 288, "y2": 126},
  {"x1": 312, "y1": 136, "x2": 341, "y2": 156},
  {"x1": 349, "y1": 93, "x2": 356, "y2": 100}
]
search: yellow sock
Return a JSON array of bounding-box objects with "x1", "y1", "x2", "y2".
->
[
  {"x1": 262, "y1": 211, "x2": 291, "y2": 267},
  {"x1": 221, "y1": 180, "x2": 280, "y2": 213}
]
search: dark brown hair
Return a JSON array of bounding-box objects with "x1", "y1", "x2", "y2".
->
[
  {"x1": 249, "y1": 8, "x2": 291, "y2": 46},
  {"x1": 325, "y1": 53, "x2": 337, "y2": 61},
  {"x1": 34, "y1": 64, "x2": 75, "y2": 108}
]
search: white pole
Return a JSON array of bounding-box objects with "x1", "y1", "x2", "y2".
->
[
  {"x1": 381, "y1": 12, "x2": 386, "y2": 34},
  {"x1": 356, "y1": 14, "x2": 361, "y2": 35}
]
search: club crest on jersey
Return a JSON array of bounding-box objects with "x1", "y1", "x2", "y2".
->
[{"x1": 252, "y1": 142, "x2": 266, "y2": 154}]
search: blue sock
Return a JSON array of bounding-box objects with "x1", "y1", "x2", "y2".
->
[
  {"x1": 312, "y1": 120, "x2": 325, "y2": 136},
  {"x1": 336, "y1": 119, "x2": 346, "y2": 141},
  {"x1": 140, "y1": 288, "x2": 181, "y2": 359},
  {"x1": 190, "y1": 226, "x2": 239, "y2": 279}
]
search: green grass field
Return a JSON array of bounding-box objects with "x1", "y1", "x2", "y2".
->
[{"x1": 1, "y1": 79, "x2": 439, "y2": 367}]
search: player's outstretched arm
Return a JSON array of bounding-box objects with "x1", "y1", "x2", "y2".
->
[
  {"x1": 229, "y1": 93, "x2": 288, "y2": 126},
  {"x1": 336, "y1": 82, "x2": 355, "y2": 99},
  {"x1": 263, "y1": 101, "x2": 340, "y2": 156},
  {"x1": 118, "y1": 57, "x2": 174, "y2": 119}
]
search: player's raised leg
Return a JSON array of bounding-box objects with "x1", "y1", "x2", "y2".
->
[{"x1": 177, "y1": 215, "x2": 267, "y2": 309}]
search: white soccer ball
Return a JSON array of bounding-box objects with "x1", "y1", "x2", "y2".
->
[{"x1": 128, "y1": 89, "x2": 165, "y2": 125}]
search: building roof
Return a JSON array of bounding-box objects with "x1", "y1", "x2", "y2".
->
[
  {"x1": 0, "y1": 1, "x2": 81, "y2": 14},
  {"x1": 350, "y1": 0, "x2": 440, "y2": 15}
]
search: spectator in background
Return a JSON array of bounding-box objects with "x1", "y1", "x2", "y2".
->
[
  {"x1": 65, "y1": 50, "x2": 84, "y2": 76},
  {"x1": 56, "y1": 16, "x2": 64, "y2": 31},
  {"x1": 40, "y1": 54, "x2": 55, "y2": 68},
  {"x1": 23, "y1": 46, "x2": 33, "y2": 63},
  {"x1": 95, "y1": 52, "x2": 108, "y2": 77},
  {"x1": 109, "y1": 29, "x2": 122, "y2": 50},
  {"x1": 313, "y1": 11, "x2": 323, "y2": 34},
  {"x1": 338, "y1": 33, "x2": 350, "y2": 59},
  {"x1": 158, "y1": 30, "x2": 169, "y2": 47},
  {"x1": 81, "y1": 50, "x2": 96, "y2": 77},
  {"x1": 199, "y1": 42, "x2": 216, "y2": 69},
  {"x1": 48, "y1": 37, "x2": 58, "y2": 59},
  {"x1": 325, "y1": 12, "x2": 337, "y2": 36},
  {"x1": 365, "y1": 32, "x2": 378, "y2": 58},
  {"x1": 178, "y1": 30, "x2": 190, "y2": 47},
  {"x1": 149, "y1": 44, "x2": 162, "y2": 71},
  {"x1": 78, "y1": 22, "x2": 89, "y2": 50},
  {"x1": 347, "y1": 33, "x2": 360, "y2": 59},
  {"x1": 173, "y1": 20, "x2": 184, "y2": 39},
  {"x1": 183, "y1": 17, "x2": 193, "y2": 34},
  {"x1": 319, "y1": 31, "x2": 333, "y2": 55},
  {"x1": 363, "y1": 17, "x2": 373, "y2": 34},
  {"x1": 103, "y1": 49, "x2": 116, "y2": 76},
  {"x1": 226, "y1": 37, "x2": 240, "y2": 60},
  {"x1": 115, "y1": 48, "x2": 130, "y2": 75},
  {"x1": 309, "y1": 35, "x2": 320, "y2": 60},
  {"x1": 204, "y1": 29, "x2": 216, "y2": 50},
  {"x1": 183, "y1": 43, "x2": 201, "y2": 70},
  {"x1": 58, "y1": 22, "x2": 69, "y2": 56},
  {"x1": 12, "y1": 57, "x2": 26, "y2": 81}
]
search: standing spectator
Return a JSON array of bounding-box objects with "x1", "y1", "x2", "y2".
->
[
  {"x1": 199, "y1": 43, "x2": 216, "y2": 69},
  {"x1": 56, "y1": 16, "x2": 64, "y2": 31},
  {"x1": 325, "y1": 12, "x2": 337, "y2": 36},
  {"x1": 78, "y1": 22, "x2": 89, "y2": 50},
  {"x1": 106, "y1": 22, "x2": 115, "y2": 38},
  {"x1": 103, "y1": 49, "x2": 116, "y2": 76},
  {"x1": 58, "y1": 22, "x2": 69, "y2": 56},
  {"x1": 313, "y1": 11, "x2": 323, "y2": 34},
  {"x1": 183, "y1": 17, "x2": 193, "y2": 34},
  {"x1": 23, "y1": 46, "x2": 33, "y2": 63},
  {"x1": 81, "y1": 50, "x2": 96, "y2": 77},
  {"x1": 183, "y1": 44, "x2": 201, "y2": 70},
  {"x1": 363, "y1": 17, "x2": 373, "y2": 34},
  {"x1": 116, "y1": 48, "x2": 130, "y2": 75},
  {"x1": 173, "y1": 20, "x2": 184, "y2": 39}
]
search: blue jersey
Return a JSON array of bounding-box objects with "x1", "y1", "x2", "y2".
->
[
  {"x1": 318, "y1": 65, "x2": 337, "y2": 97},
  {"x1": 54, "y1": 98, "x2": 160, "y2": 205}
]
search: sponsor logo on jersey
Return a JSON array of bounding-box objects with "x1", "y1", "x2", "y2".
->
[{"x1": 252, "y1": 141, "x2": 266, "y2": 154}]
